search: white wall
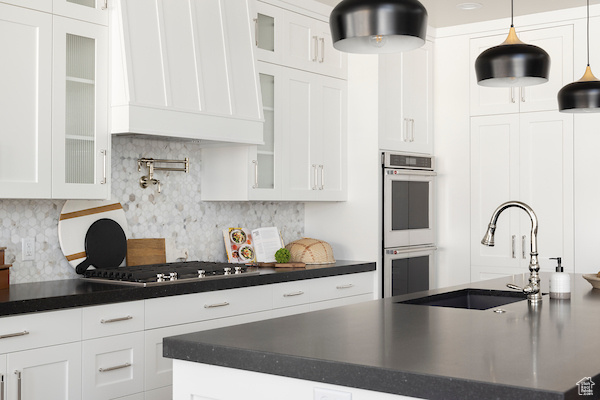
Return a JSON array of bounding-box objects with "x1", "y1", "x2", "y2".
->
[
  {"x1": 432, "y1": 35, "x2": 472, "y2": 287},
  {"x1": 304, "y1": 54, "x2": 381, "y2": 297}
]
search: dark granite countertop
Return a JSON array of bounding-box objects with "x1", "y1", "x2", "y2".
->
[
  {"x1": 163, "y1": 273, "x2": 600, "y2": 400},
  {"x1": 0, "y1": 260, "x2": 374, "y2": 317}
]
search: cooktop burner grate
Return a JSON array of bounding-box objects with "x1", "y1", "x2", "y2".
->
[{"x1": 82, "y1": 261, "x2": 259, "y2": 287}]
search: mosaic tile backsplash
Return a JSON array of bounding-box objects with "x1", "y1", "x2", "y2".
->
[{"x1": 3, "y1": 136, "x2": 304, "y2": 284}]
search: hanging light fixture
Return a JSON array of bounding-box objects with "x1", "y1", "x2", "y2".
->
[
  {"x1": 329, "y1": 0, "x2": 428, "y2": 54},
  {"x1": 475, "y1": 0, "x2": 550, "y2": 87},
  {"x1": 558, "y1": 0, "x2": 600, "y2": 113}
]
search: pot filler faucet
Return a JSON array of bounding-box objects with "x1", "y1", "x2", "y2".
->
[{"x1": 481, "y1": 201, "x2": 542, "y2": 303}]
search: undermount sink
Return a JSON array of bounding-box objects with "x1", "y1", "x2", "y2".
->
[{"x1": 397, "y1": 289, "x2": 528, "y2": 310}]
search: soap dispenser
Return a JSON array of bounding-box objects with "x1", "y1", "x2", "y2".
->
[{"x1": 549, "y1": 257, "x2": 571, "y2": 299}]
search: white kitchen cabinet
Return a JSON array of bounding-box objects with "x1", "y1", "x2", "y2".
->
[
  {"x1": 282, "y1": 68, "x2": 347, "y2": 201},
  {"x1": 0, "y1": 4, "x2": 52, "y2": 199},
  {"x1": 284, "y1": 9, "x2": 346, "y2": 79},
  {"x1": 253, "y1": 0, "x2": 285, "y2": 65},
  {"x1": 200, "y1": 61, "x2": 284, "y2": 201},
  {"x1": 52, "y1": 15, "x2": 110, "y2": 199},
  {"x1": 469, "y1": 25, "x2": 573, "y2": 116},
  {"x1": 201, "y1": 63, "x2": 347, "y2": 202},
  {"x1": 82, "y1": 332, "x2": 144, "y2": 400},
  {"x1": 252, "y1": 1, "x2": 346, "y2": 79},
  {"x1": 6, "y1": 342, "x2": 82, "y2": 400},
  {"x1": 82, "y1": 301, "x2": 145, "y2": 340},
  {"x1": 53, "y1": 0, "x2": 109, "y2": 26},
  {"x1": 0, "y1": 0, "x2": 50, "y2": 12},
  {"x1": 379, "y1": 41, "x2": 433, "y2": 154},
  {"x1": 470, "y1": 112, "x2": 574, "y2": 281}
]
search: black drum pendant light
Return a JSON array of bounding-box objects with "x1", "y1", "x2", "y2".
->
[
  {"x1": 558, "y1": 0, "x2": 600, "y2": 113},
  {"x1": 329, "y1": 0, "x2": 428, "y2": 54},
  {"x1": 475, "y1": 0, "x2": 550, "y2": 87}
]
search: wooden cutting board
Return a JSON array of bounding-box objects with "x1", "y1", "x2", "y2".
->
[{"x1": 126, "y1": 239, "x2": 166, "y2": 266}]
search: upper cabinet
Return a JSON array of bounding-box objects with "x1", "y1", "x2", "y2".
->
[
  {"x1": 111, "y1": 0, "x2": 263, "y2": 145},
  {"x1": 52, "y1": 16, "x2": 109, "y2": 199},
  {"x1": 469, "y1": 25, "x2": 574, "y2": 116},
  {"x1": 0, "y1": 4, "x2": 52, "y2": 199},
  {"x1": 201, "y1": 62, "x2": 347, "y2": 202},
  {"x1": 53, "y1": 0, "x2": 109, "y2": 25},
  {"x1": 0, "y1": 1, "x2": 109, "y2": 200},
  {"x1": 379, "y1": 41, "x2": 434, "y2": 155},
  {"x1": 252, "y1": 0, "x2": 347, "y2": 79}
]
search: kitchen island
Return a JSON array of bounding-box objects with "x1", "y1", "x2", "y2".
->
[{"x1": 163, "y1": 273, "x2": 600, "y2": 400}]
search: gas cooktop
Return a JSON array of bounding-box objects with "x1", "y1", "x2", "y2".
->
[{"x1": 82, "y1": 261, "x2": 260, "y2": 287}]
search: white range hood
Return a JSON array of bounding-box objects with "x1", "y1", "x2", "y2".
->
[{"x1": 111, "y1": 0, "x2": 263, "y2": 144}]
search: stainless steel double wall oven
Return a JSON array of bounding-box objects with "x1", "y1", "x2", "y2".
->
[{"x1": 383, "y1": 152, "x2": 436, "y2": 298}]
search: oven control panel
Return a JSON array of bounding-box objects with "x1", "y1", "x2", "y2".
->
[{"x1": 383, "y1": 152, "x2": 434, "y2": 170}]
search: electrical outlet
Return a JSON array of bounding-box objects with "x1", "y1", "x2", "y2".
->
[
  {"x1": 314, "y1": 388, "x2": 352, "y2": 400},
  {"x1": 22, "y1": 238, "x2": 35, "y2": 261}
]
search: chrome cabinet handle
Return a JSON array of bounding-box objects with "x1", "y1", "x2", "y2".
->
[
  {"x1": 0, "y1": 331, "x2": 29, "y2": 340},
  {"x1": 252, "y1": 160, "x2": 258, "y2": 189},
  {"x1": 410, "y1": 119, "x2": 415, "y2": 142},
  {"x1": 319, "y1": 165, "x2": 324, "y2": 190},
  {"x1": 253, "y1": 18, "x2": 258, "y2": 47},
  {"x1": 100, "y1": 315, "x2": 132, "y2": 324},
  {"x1": 101, "y1": 0, "x2": 108, "y2": 10},
  {"x1": 100, "y1": 149, "x2": 107, "y2": 184},
  {"x1": 99, "y1": 362, "x2": 131, "y2": 373},
  {"x1": 312, "y1": 164, "x2": 318, "y2": 190},
  {"x1": 283, "y1": 291, "x2": 304, "y2": 297},
  {"x1": 204, "y1": 301, "x2": 230, "y2": 309},
  {"x1": 511, "y1": 235, "x2": 516, "y2": 258},
  {"x1": 14, "y1": 371, "x2": 21, "y2": 400},
  {"x1": 403, "y1": 118, "x2": 409, "y2": 142},
  {"x1": 312, "y1": 36, "x2": 318, "y2": 62},
  {"x1": 1, "y1": 374, "x2": 4, "y2": 400},
  {"x1": 319, "y1": 37, "x2": 325, "y2": 63},
  {"x1": 510, "y1": 87, "x2": 516, "y2": 103},
  {"x1": 522, "y1": 235, "x2": 526, "y2": 259},
  {"x1": 336, "y1": 284, "x2": 354, "y2": 289},
  {"x1": 520, "y1": 87, "x2": 526, "y2": 103}
]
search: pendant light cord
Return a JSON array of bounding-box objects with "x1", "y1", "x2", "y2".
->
[
  {"x1": 587, "y1": 0, "x2": 590, "y2": 66},
  {"x1": 511, "y1": 0, "x2": 514, "y2": 27}
]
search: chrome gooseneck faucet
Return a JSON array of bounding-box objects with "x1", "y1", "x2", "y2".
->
[{"x1": 481, "y1": 201, "x2": 542, "y2": 303}]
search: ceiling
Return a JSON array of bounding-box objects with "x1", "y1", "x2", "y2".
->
[{"x1": 316, "y1": 0, "x2": 596, "y2": 28}]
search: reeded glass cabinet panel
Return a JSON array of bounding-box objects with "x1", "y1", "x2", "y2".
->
[
  {"x1": 65, "y1": 33, "x2": 95, "y2": 184},
  {"x1": 52, "y1": 16, "x2": 108, "y2": 199},
  {"x1": 257, "y1": 72, "x2": 275, "y2": 189}
]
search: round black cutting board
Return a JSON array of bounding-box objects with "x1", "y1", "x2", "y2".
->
[{"x1": 75, "y1": 218, "x2": 127, "y2": 274}]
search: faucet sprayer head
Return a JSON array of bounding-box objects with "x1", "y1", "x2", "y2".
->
[{"x1": 481, "y1": 224, "x2": 496, "y2": 246}]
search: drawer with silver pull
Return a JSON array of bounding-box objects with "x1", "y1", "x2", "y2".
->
[
  {"x1": 0, "y1": 308, "x2": 81, "y2": 354},
  {"x1": 272, "y1": 280, "x2": 313, "y2": 309},
  {"x1": 311, "y1": 272, "x2": 375, "y2": 303},
  {"x1": 82, "y1": 300, "x2": 144, "y2": 340},
  {"x1": 82, "y1": 331, "x2": 144, "y2": 400}
]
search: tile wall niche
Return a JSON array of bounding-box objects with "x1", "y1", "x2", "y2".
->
[{"x1": 1, "y1": 136, "x2": 304, "y2": 284}]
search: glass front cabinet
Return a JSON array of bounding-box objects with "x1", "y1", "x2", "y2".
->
[{"x1": 52, "y1": 16, "x2": 109, "y2": 199}]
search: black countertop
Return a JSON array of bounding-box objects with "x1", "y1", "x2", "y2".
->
[
  {"x1": 163, "y1": 273, "x2": 600, "y2": 400},
  {"x1": 0, "y1": 260, "x2": 375, "y2": 317}
]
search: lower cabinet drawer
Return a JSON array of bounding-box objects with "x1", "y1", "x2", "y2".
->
[
  {"x1": 145, "y1": 285, "x2": 272, "y2": 329},
  {"x1": 82, "y1": 300, "x2": 145, "y2": 340},
  {"x1": 311, "y1": 272, "x2": 374, "y2": 302},
  {"x1": 0, "y1": 308, "x2": 81, "y2": 354},
  {"x1": 272, "y1": 280, "x2": 313, "y2": 309},
  {"x1": 82, "y1": 331, "x2": 144, "y2": 400}
]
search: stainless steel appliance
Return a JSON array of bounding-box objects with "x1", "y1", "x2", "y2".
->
[
  {"x1": 383, "y1": 152, "x2": 436, "y2": 298},
  {"x1": 82, "y1": 261, "x2": 259, "y2": 287}
]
